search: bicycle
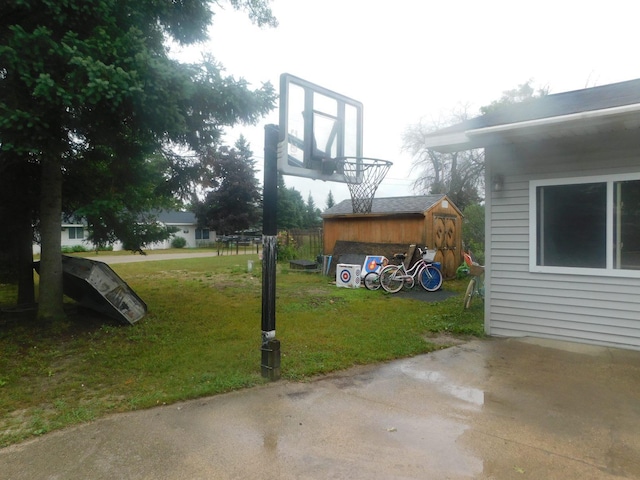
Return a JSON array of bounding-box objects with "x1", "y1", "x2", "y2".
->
[
  {"x1": 363, "y1": 261, "x2": 386, "y2": 290},
  {"x1": 463, "y1": 252, "x2": 485, "y2": 309},
  {"x1": 377, "y1": 247, "x2": 443, "y2": 293},
  {"x1": 364, "y1": 257, "x2": 412, "y2": 291},
  {"x1": 364, "y1": 256, "x2": 412, "y2": 291}
]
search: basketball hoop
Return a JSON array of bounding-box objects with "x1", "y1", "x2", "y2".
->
[{"x1": 336, "y1": 157, "x2": 392, "y2": 214}]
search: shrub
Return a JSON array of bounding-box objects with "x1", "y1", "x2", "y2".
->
[
  {"x1": 276, "y1": 231, "x2": 297, "y2": 261},
  {"x1": 171, "y1": 236, "x2": 187, "y2": 249},
  {"x1": 61, "y1": 245, "x2": 88, "y2": 253},
  {"x1": 462, "y1": 204, "x2": 485, "y2": 264}
]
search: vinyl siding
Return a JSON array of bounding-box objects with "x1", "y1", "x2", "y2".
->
[{"x1": 486, "y1": 136, "x2": 640, "y2": 350}]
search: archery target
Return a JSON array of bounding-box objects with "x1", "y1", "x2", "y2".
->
[{"x1": 336, "y1": 264, "x2": 361, "y2": 288}]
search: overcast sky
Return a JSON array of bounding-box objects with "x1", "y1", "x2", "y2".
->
[{"x1": 175, "y1": 0, "x2": 640, "y2": 209}]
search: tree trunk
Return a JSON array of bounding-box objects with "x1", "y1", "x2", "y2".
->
[
  {"x1": 37, "y1": 155, "x2": 65, "y2": 321},
  {"x1": 0, "y1": 160, "x2": 35, "y2": 305}
]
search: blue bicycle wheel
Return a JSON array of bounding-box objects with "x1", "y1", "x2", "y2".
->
[{"x1": 419, "y1": 265, "x2": 443, "y2": 292}]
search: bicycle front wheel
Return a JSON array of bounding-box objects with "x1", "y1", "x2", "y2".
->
[
  {"x1": 419, "y1": 265, "x2": 443, "y2": 292},
  {"x1": 463, "y1": 277, "x2": 476, "y2": 309},
  {"x1": 380, "y1": 266, "x2": 403, "y2": 293},
  {"x1": 364, "y1": 271, "x2": 381, "y2": 290}
]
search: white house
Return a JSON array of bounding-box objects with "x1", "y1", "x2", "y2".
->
[
  {"x1": 424, "y1": 78, "x2": 640, "y2": 351},
  {"x1": 35, "y1": 210, "x2": 212, "y2": 254},
  {"x1": 150, "y1": 210, "x2": 208, "y2": 250}
]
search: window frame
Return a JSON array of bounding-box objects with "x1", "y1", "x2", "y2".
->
[
  {"x1": 529, "y1": 172, "x2": 640, "y2": 278},
  {"x1": 68, "y1": 226, "x2": 84, "y2": 240},
  {"x1": 195, "y1": 228, "x2": 210, "y2": 240}
]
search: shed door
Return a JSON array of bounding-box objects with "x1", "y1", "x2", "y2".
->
[{"x1": 433, "y1": 215, "x2": 458, "y2": 279}]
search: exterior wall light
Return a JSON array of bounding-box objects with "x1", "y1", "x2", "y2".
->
[{"x1": 492, "y1": 174, "x2": 504, "y2": 192}]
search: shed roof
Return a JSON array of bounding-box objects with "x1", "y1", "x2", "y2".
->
[
  {"x1": 322, "y1": 194, "x2": 448, "y2": 217},
  {"x1": 424, "y1": 78, "x2": 640, "y2": 152}
]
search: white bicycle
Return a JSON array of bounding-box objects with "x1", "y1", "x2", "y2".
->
[{"x1": 370, "y1": 247, "x2": 442, "y2": 293}]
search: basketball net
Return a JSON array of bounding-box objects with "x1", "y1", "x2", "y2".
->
[{"x1": 338, "y1": 157, "x2": 392, "y2": 214}]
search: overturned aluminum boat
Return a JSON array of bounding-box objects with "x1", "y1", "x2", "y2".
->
[{"x1": 34, "y1": 255, "x2": 147, "y2": 325}]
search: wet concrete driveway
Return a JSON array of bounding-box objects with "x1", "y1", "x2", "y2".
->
[{"x1": 2, "y1": 337, "x2": 640, "y2": 479}]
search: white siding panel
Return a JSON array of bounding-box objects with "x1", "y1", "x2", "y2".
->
[
  {"x1": 492, "y1": 310, "x2": 640, "y2": 336},
  {"x1": 491, "y1": 294, "x2": 640, "y2": 319},
  {"x1": 492, "y1": 262, "x2": 529, "y2": 272},
  {"x1": 491, "y1": 307, "x2": 640, "y2": 330},
  {"x1": 491, "y1": 219, "x2": 529, "y2": 229},
  {"x1": 486, "y1": 138, "x2": 640, "y2": 350},
  {"x1": 491, "y1": 226, "x2": 529, "y2": 237},
  {"x1": 492, "y1": 275, "x2": 640, "y2": 295},
  {"x1": 490, "y1": 241, "x2": 528, "y2": 251},
  {"x1": 492, "y1": 205, "x2": 529, "y2": 215},
  {"x1": 490, "y1": 324, "x2": 640, "y2": 350},
  {"x1": 491, "y1": 249, "x2": 528, "y2": 260}
]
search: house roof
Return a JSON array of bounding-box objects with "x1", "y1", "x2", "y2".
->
[
  {"x1": 63, "y1": 210, "x2": 197, "y2": 226},
  {"x1": 424, "y1": 78, "x2": 640, "y2": 152},
  {"x1": 322, "y1": 194, "x2": 448, "y2": 217},
  {"x1": 155, "y1": 210, "x2": 197, "y2": 225}
]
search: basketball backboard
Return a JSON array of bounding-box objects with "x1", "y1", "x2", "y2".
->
[{"x1": 278, "y1": 73, "x2": 363, "y2": 182}]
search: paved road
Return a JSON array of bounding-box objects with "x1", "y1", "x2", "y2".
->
[
  {"x1": 2, "y1": 337, "x2": 640, "y2": 479},
  {"x1": 82, "y1": 251, "x2": 224, "y2": 264}
]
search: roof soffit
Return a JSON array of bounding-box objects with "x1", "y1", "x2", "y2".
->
[
  {"x1": 428, "y1": 104, "x2": 640, "y2": 152},
  {"x1": 424, "y1": 78, "x2": 640, "y2": 152}
]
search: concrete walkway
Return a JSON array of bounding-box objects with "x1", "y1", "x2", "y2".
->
[{"x1": 2, "y1": 337, "x2": 640, "y2": 479}]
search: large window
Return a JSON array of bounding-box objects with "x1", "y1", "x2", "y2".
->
[
  {"x1": 195, "y1": 228, "x2": 210, "y2": 240},
  {"x1": 615, "y1": 180, "x2": 640, "y2": 269},
  {"x1": 531, "y1": 175, "x2": 640, "y2": 275},
  {"x1": 67, "y1": 227, "x2": 84, "y2": 240}
]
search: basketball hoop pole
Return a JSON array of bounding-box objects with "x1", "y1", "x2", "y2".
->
[{"x1": 261, "y1": 124, "x2": 281, "y2": 380}]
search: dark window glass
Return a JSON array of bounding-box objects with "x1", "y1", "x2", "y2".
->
[
  {"x1": 615, "y1": 180, "x2": 640, "y2": 270},
  {"x1": 68, "y1": 227, "x2": 83, "y2": 240},
  {"x1": 537, "y1": 183, "x2": 606, "y2": 268},
  {"x1": 196, "y1": 228, "x2": 210, "y2": 240}
]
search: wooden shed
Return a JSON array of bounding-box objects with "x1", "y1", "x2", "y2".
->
[{"x1": 322, "y1": 195, "x2": 463, "y2": 278}]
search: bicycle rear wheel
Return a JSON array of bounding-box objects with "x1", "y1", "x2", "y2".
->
[
  {"x1": 380, "y1": 266, "x2": 403, "y2": 293},
  {"x1": 419, "y1": 265, "x2": 443, "y2": 292},
  {"x1": 364, "y1": 271, "x2": 381, "y2": 290},
  {"x1": 463, "y1": 277, "x2": 476, "y2": 309}
]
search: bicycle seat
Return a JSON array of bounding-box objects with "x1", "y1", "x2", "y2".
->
[{"x1": 393, "y1": 253, "x2": 407, "y2": 261}]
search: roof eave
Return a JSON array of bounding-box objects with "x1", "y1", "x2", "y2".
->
[
  {"x1": 422, "y1": 131, "x2": 474, "y2": 153},
  {"x1": 322, "y1": 212, "x2": 426, "y2": 219},
  {"x1": 425, "y1": 103, "x2": 640, "y2": 153}
]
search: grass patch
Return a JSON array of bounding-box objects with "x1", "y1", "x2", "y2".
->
[{"x1": 0, "y1": 254, "x2": 482, "y2": 447}]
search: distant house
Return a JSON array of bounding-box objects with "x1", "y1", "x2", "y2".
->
[
  {"x1": 322, "y1": 195, "x2": 463, "y2": 278},
  {"x1": 423, "y1": 78, "x2": 640, "y2": 350},
  {"x1": 34, "y1": 210, "x2": 212, "y2": 254},
  {"x1": 59, "y1": 219, "x2": 91, "y2": 252},
  {"x1": 151, "y1": 210, "x2": 212, "y2": 250}
]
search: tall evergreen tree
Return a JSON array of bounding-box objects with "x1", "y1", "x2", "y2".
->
[
  {"x1": 276, "y1": 175, "x2": 306, "y2": 230},
  {"x1": 302, "y1": 193, "x2": 321, "y2": 228},
  {"x1": 195, "y1": 137, "x2": 261, "y2": 235},
  {"x1": 326, "y1": 190, "x2": 335, "y2": 210},
  {"x1": 0, "y1": 0, "x2": 277, "y2": 319}
]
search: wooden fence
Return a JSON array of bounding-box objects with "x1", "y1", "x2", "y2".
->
[
  {"x1": 288, "y1": 228, "x2": 324, "y2": 259},
  {"x1": 197, "y1": 229, "x2": 323, "y2": 258},
  {"x1": 211, "y1": 238, "x2": 262, "y2": 256}
]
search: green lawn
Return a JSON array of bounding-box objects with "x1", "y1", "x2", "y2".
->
[{"x1": 0, "y1": 254, "x2": 483, "y2": 447}]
